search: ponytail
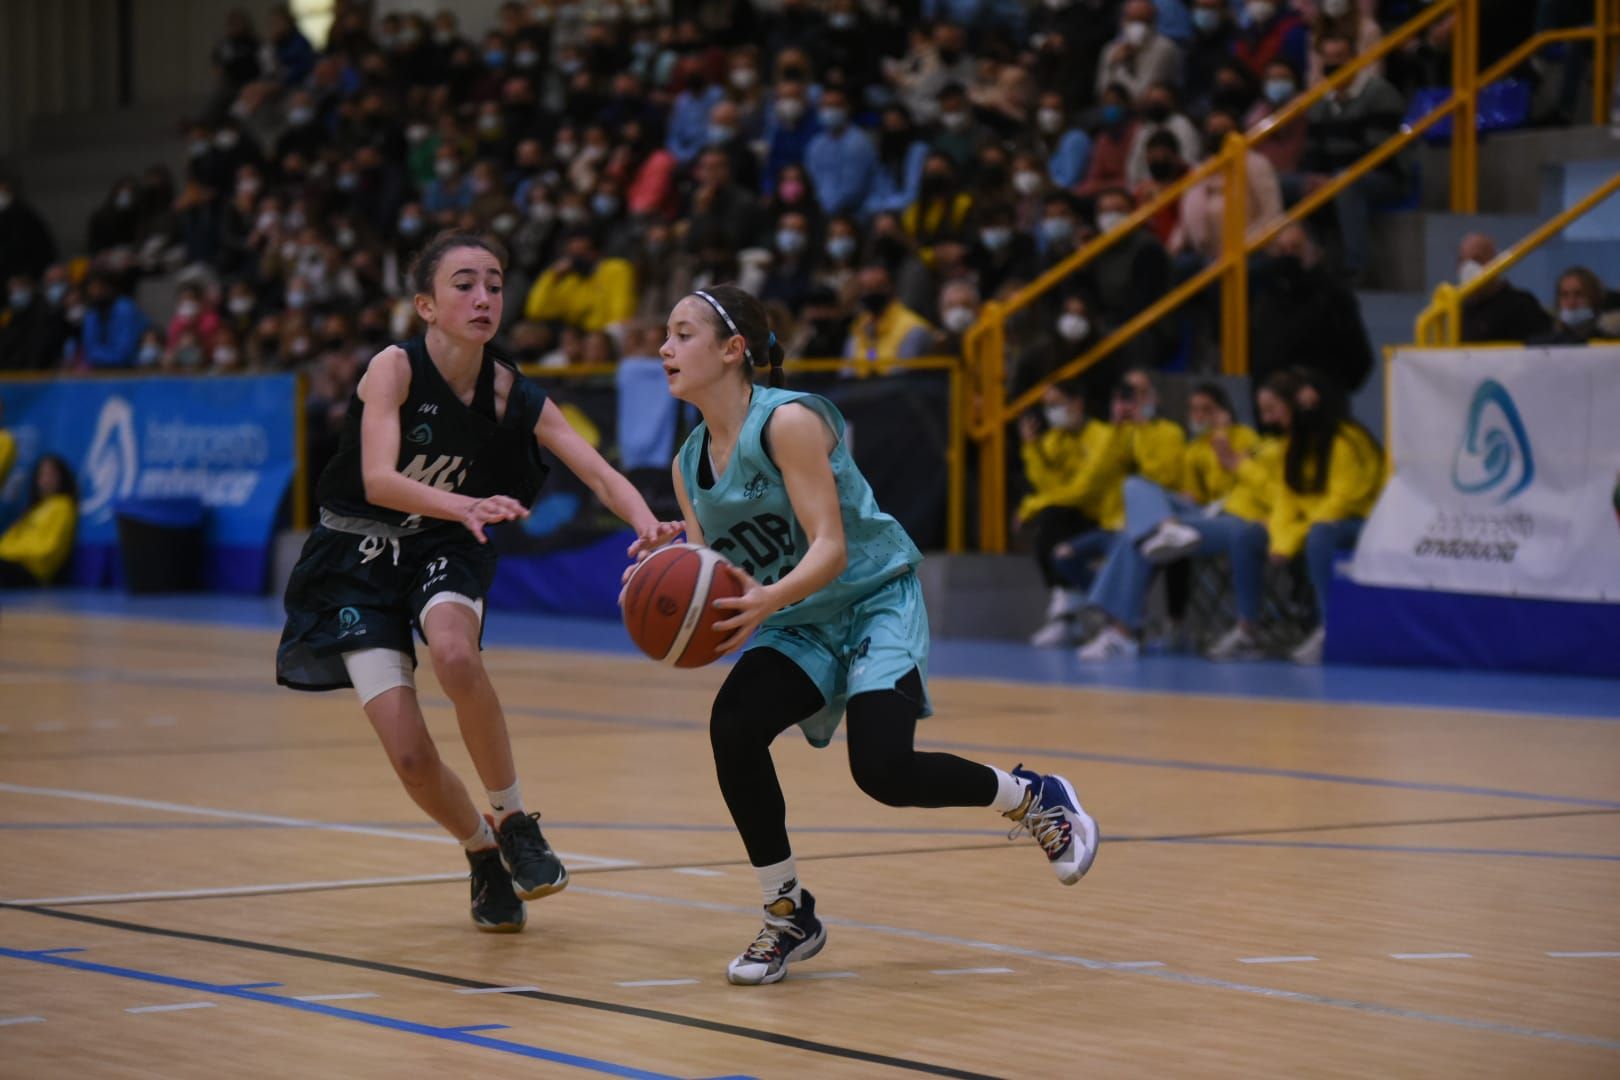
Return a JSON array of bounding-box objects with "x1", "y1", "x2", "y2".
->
[{"x1": 692, "y1": 283, "x2": 784, "y2": 388}]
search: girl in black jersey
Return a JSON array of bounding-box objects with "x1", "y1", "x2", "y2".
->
[{"x1": 278, "y1": 231, "x2": 678, "y2": 931}]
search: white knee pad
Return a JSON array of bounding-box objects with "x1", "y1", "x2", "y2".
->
[
  {"x1": 342, "y1": 647, "x2": 416, "y2": 706},
  {"x1": 418, "y1": 590, "x2": 485, "y2": 628}
]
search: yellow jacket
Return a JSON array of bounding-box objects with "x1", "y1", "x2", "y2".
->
[
  {"x1": 1181, "y1": 424, "x2": 1259, "y2": 504},
  {"x1": 1268, "y1": 424, "x2": 1385, "y2": 557},
  {"x1": 0, "y1": 494, "x2": 76, "y2": 583},
  {"x1": 523, "y1": 257, "x2": 637, "y2": 332},
  {"x1": 1222, "y1": 436, "x2": 1284, "y2": 524},
  {"x1": 0, "y1": 430, "x2": 15, "y2": 490},
  {"x1": 1018, "y1": 421, "x2": 1131, "y2": 530},
  {"x1": 845, "y1": 300, "x2": 935, "y2": 376},
  {"x1": 1126, "y1": 417, "x2": 1187, "y2": 490}
]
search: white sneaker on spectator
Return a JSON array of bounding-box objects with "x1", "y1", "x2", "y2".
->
[
  {"x1": 1077, "y1": 626, "x2": 1139, "y2": 662},
  {"x1": 1290, "y1": 626, "x2": 1326, "y2": 665},
  {"x1": 1140, "y1": 520, "x2": 1202, "y2": 565},
  {"x1": 1044, "y1": 586, "x2": 1083, "y2": 620},
  {"x1": 1029, "y1": 618, "x2": 1076, "y2": 648},
  {"x1": 1206, "y1": 624, "x2": 1263, "y2": 661}
]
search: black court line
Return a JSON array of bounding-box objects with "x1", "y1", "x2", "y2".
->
[{"x1": 5, "y1": 904, "x2": 1001, "y2": 1080}]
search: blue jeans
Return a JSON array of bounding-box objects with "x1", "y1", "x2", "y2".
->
[
  {"x1": 1304, "y1": 518, "x2": 1364, "y2": 621},
  {"x1": 1089, "y1": 511, "x2": 1258, "y2": 630},
  {"x1": 1052, "y1": 529, "x2": 1119, "y2": 592}
]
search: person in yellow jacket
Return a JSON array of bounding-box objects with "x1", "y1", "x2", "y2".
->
[
  {"x1": 843, "y1": 265, "x2": 936, "y2": 377},
  {"x1": 1018, "y1": 380, "x2": 1133, "y2": 646},
  {"x1": 1075, "y1": 381, "x2": 1264, "y2": 661},
  {"x1": 523, "y1": 231, "x2": 636, "y2": 333},
  {"x1": 0, "y1": 399, "x2": 17, "y2": 492},
  {"x1": 0, "y1": 455, "x2": 77, "y2": 588},
  {"x1": 1206, "y1": 371, "x2": 1385, "y2": 665}
]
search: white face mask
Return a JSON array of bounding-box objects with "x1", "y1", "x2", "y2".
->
[
  {"x1": 1246, "y1": 1, "x2": 1275, "y2": 24},
  {"x1": 940, "y1": 110, "x2": 969, "y2": 132},
  {"x1": 1123, "y1": 21, "x2": 1150, "y2": 47},
  {"x1": 1037, "y1": 108, "x2": 1064, "y2": 135},
  {"x1": 1044, "y1": 404, "x2": 1077, "y2": 430},
  {"x1": 1013, "y1": 170, "x2": 1043, "y2": 196},
  {"x1": 942, "y1": 306, "x2": 975, "y2": 333},
  {"x1": 1096, "y1": 210, "x2": 1128, "y2": 233},
  {"x1": 730, "y1": 68, "x2": 757, "y2": 90},
  {"x1": 1322, "y1": 0, "x2": 1352, "y2": 16},
  {"x1": 1458, "y1": 259, "x2": 1485, "y2": 286},
  {"x1": 435, "y1": 159, "x2": 457, "y2": 179},
  {"x1": 229, "y1": 295, "x2": 255, "y2": 315},
  {"x1": 176, "y1": 299, "x2": 200, "y2": 319},
  {"x1": 1189, "y1": 419, "x2": 1210, "y2": 437},
  {"x1": 1561, "y1": 306, "x2": 1594, "y2": 326},
  {"x1": 1057, "y1": 313, "x2": 1090, "y2": 342}
]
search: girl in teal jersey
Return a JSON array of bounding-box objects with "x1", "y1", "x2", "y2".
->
[{"x1": 639, "y1": 283, "x2": 1101, "y2": 985}]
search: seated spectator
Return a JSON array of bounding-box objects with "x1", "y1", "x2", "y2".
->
[
  {"x1": 1233, "y1": 0, "x2": 1309, "y2": 83},
  {"x1": 817, "y1": 216, "x2": 863, "y2": 301},
  {"x1": 166, "y1": 283, "x2": 222, "y2": 352},
  {"x1": 763, "y1": 80, "x2": 821, "y2": 193},
  {"x1": 1185, "y1": 0, "x2": 1240, "y2": 112},
  {"x1": 865, "y1": 105, "x2": 930, "y2": 217},
  {"x1": 706, "y1": 99, "x2": 760, "y2": 193},
  {"x1": 0, "y1": 177, "x2": 58, "y2": 283},
  {"x1": 1028, "y1": 92, "x2": 1093, "y2": 190},
  {"x1": 1, "y1": 273, "x2": 66, "y2": 370},
  {"x1": 1247, "y1": 60, "x2": 1309, "y2": 200},
  {"x1": 1132, "y1": 132, "x2": 1190, "y2": 246},
  {"x1": 1036, "y1": 192, "x2": 1085, "y2": 269},
  {"x1": 1306, "y1": 0, "x2": 1383, "y2": 86},
  {"x1": 1301, "y1": 33, "x2": 1407, "y2": 282},
  {"x1": 88, "y1": 177, "x2": 142, "y2": 255},
  {"x1": 930, "y1": 83, "x2": 993, "y2": 171},
  {"x1": 1250, "y1": 223, "x2": 1373, "y2": 395},
  {"x1": 682, "y1": 148, "x2": 762, "y2": 254},
  {"x1": 523, "y1": 230, "x2": 635, "y2": 333},
  {"x1": 422, "y1": 145, "x2": 475, "y2": 214},
  {"x1": 1079, "y1": 187, "x2": 1175, "y2": 370},
  {"x1": 0, "y1": 455, "x2": 77, "y2": 589},
  {"x1": 966, "y1": 203, "x2": 1038, "y2": 298},
  {"x1": 1530, "y1": 267, "x2": 1607, "y2": 346},
  {"x1": 1011, "y1": 292, "x2": 1102, "y2": 396},
  {"x1": 207, "y1": 9, "x2": 261, "y2": 120},
  {"x1": 760, "y1": 211, "x2": 816, "y2": 313},
  {"x1": 805, "y1": 88, "x2": 879, "y2": 217},
  {"x1": 886, "y1": 22, "x2": 978, "y2": 125},
  {"x1": 902, "y1": 154, "x2": 974, "y2": 269},
  {"x1": 1208, "y1": 369, "x2": 1384, "y2": 664},
  {"x1": 933, "y1": 278, "x2": 981, "y2": 353},
  {"x1": 0, "y1": 401, "x2": 13, "y2": 487},
  {"x1": 1125, "y1": 83, "x2": 1201, "y2": 187},
  {"x1": 844, "y1": 264, "x2": 936, "y2": 374},
  {"x1": 1018, "y1": 380, "x2": 1130, "y2": 647},
  {"x1": 1096, "y1": 1, "x2": 1185, "y2": 104},
  {"x1": 1077, "y1": 381, "x2": 1261, "y2": 659},
  {"x1": 1455, "y1": 233, "x2": 1552, "y2": 343},
  {"x1": 1077, "y1": 84, "x2": 1138, "y2": 196},
  {"x1": 1173, "y1": 109, "x2": 1284, "y2": 264},
  {"x1": 78, "y1": 270, "x2": 148, "y2": 369},
  {"x1": 1113, "y1": 367, "x2": 1188, "y2": 495}
]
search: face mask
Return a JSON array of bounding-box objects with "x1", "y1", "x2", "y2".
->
[
  {"x1": 66, "y1": 305, "x2": 86, "y2": 325},
  {"x1": 1097, "y1": 210, "x2": 1127, "y2": 233},
  {"x1": 818, "y1": 107, "x2": 848, "y2": 131},
  {"x1": 337, "y1": 172, "x2": 360, "y2": 192},
  {"x1": 777, "y1": 229, "x2": 806, "y2": 255},
  {"x1": 335, "y1": 227, "x2": 356, "y2": 249},
  {"x1": 214, "y1": 130, "x2": 239, "y2": 151},
  {"x1": 1123, "y1": 21, "x2": 1150, "y2": 47},
  {"x1": 631, "y1": 38, "x2": 655, "y2": 57},
  {"x1": 478, "y1": 113, "x2": 502, "y2": 134},
  {"x1": 435, "y1": 159, "x2": 458, "y2": 179},
  {"x1": 1013, "y1": 170, "x2": 1043, "y2": 196},
  {"x1": 45, "y1": 281, "x2": 67, "y2": 305},
  {"x1": 940, "y1": 110, "x2": 969, "y2": 132},
  {"x1": 1323, "y1": 0, "x2": 1351, "y2": 16},
  {"x1": 115, "y1": 190, "x2": 135, "y2": 210},
  {"x1": 284, "y1": 209, "x2": 307, "y2": 230},
  {"x1": 1041, "y1": 216, "x2": 1075, "y2": 244},
  {"x1": 1562, "y1": 306, "x2": 1594, "y2": 326},
  {"x1": 213, "y1": 347, "x2": 238, "y2": 367},
  {"x1": 528, "y1": 201, "x2": 555, "y2": 223},
  {"x1": 1044, "y1": 404, "x2": 1076, "y2": 429},
  {"x1": 827, "y1": 235, "x2": 856, "y2": 261},
  {"x1": 9, "y1": 289, "x2": 33, "y2": 309},
  {"x1": 1100, "y1": 103, "x2": 1126, "y2": 126},
  {"x1": 484, "y1": 49, "x2": 506, "y2": 67},
  {"x1": 1246, "y1": 2, "x2": 1275, "y2": 25},
  {"x1": 555, "y1": 141, "x2": 579, "y2": 161},
  {"x1": 407, "y1": 124, "x2": 432, "y2": 143},
  {"x1": 1057, "y1": 313, "x2": 1090, "y2": 342},
  {"x1": 1037, "y1": 108, "x2": 1064, "y2": 135},
  {"x1": 289, "y1": 335, "x2": 311, "y2": 357},
  {"x1": 591, "y1": 193, "x2": 620, "y2": 217},
  {"x1": 859, "y1": 291, "x2": 890, "y2": 316},
  {"x1": 777, "y1": 98, "x2": 805, "y2": 124},
  {"x1": 280, "y1": 240, "x2": 300, "y2": 261},
  {"x1": 237, "y1": 177, "x2": 261, "y2": 198},
  {"x1": 399, "y1": 216, "x2": 423, "y2": 235},
  {"x1": 979, "y1": 226, "x2": 1012, "y2": 251},
  {"x1": 190, "y1": 140, "x2": 211, "y2": 158},
  {"x1": 1273, "y1": 254, "x2": 1304, "y2": 277},
  {"x1": 1193, "y1": 8, "x2": 1221, "y2": 33},
  {"x1": 1045, "y1": 0, "x2": 1073, "y2": 9},
  {"x1": 138, "y1": 343, "x2": 162, "y2": 365},
  {"x1": 730, "y1": 68, "x2": 757, "y2": 90},
  {"x1": 229, "y1": 295, "x2": 254, "y2": 316},
  {"x1": 942, "y1": 306, "x2": 974, "y2": 333},
  {"x1": 1138, "y1": 401, "x2": 1157, "y2": 421},
  {"x1": 1264, "y1": 79, "x2": 1295, "y2": 105},
  {"x1": 177, "y1": 299, "x2": 200, "y2": 319},
  {"x1": 286, "y1": 291, "x2": 308, "y2": 310},
  {"x1": 515, "y1": 49, "x2": 540, "y2": 69},
  {"x1": 829, "y1": 11, "x2": 856, "y2": 30},
  {"x1": 434, "y1": 29, "x2": 453, "y2": 45},
  {"x1": 707, "y1": 124, "x2": 736, "y2": 145},
  {"x1": 1189, "y1": 419, "x2": 1210, "y2": 437},
  {"x1": 1458, "y1": 259, "x2": 1484, "y2": 286},
  {"x1": 559, "y1": 205, "x2": 588, "y2": 226}
]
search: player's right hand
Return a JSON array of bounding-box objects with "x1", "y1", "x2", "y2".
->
[{"x1": 459, "y1": 495, "x2": 528, "y2": 543}]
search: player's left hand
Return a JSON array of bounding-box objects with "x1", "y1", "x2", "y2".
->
[
  {"x1": 711, "y1": 566, "x2": 777, "y2": 656},
  {"x1": 627, "y1": 520, "x2": 684, "y2": 560}
]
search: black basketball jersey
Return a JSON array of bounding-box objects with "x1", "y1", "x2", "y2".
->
[{"x1": 315, "y1": 336, "x2": 550, "y2": 532}]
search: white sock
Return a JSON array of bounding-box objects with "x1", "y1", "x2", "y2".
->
[
  {"x1": 460, "y1": 817, "x2": 496, "y2": 852},
  {"x1": 988, "y1": 767, "x2": 1032, "y2": 814},
  {"x1": 487, "y1": 780, "x2": 524, "y2": 821},
  {"x1": 754, "y1": 856, "x2": 801, "y2": 912}
]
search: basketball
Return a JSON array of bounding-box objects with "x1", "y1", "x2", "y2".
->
[{"x1": 622, "y1": 543, "x2": 744, "y2": 668}]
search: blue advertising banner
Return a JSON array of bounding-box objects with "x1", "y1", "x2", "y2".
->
[{"x1": 0, "y1": 375, "x2": 297, "y2": 593}]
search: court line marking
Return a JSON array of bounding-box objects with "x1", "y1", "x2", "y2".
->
[
  {"x1": 0, "y1": 1016, "x2": 46, "y2": 1025},
  {"x1": 1546, "y1": 951, "x2": 1620, "y2": 959},
  {"x1": 2, "y1": 873, "x2": 470, "y2": 907},
  {"x1": 0, "y1": 781, "x2": 637, "y2": 870},
  {"x1": 1110, "y1": 961, "x2": 1165, "y2": 969},
  {"x1": 126, "y1": 1001, "x2": 216, "y2": 1014},
  {"x1": 797, "y1": 971, "x2": 859, "y2": 980},
  {"x1": 0, "y1": 948, "x2": 691, "y2": 1080},
  {"x1": 1391, "y1": 953, "x2": 1473, "y2": 961},
  {"x1": 617, "y1": 979, "x2": 700, "y2": 988},
  {"x1": 0, "y1": 920, "x2": 995, "y2": 1080},
  {"x1": 930, "y1": 968, "x2": 1014, "y2": 976},
  {"x1": 673, "y1": 868, "x2": 727, "y2": 877},
  {"x1": 564, "y1": 884, "x2": 1620, "y2": 1052},
  {"x1": 455, "y1": 985, "x2": 544, "y2": 995},
  {"x1": 294, "y1": 992, "x2": 378, "y2": 1002},
  {"x1": 1238, "y1": 956, "x2": 1318, "y2": 965}
]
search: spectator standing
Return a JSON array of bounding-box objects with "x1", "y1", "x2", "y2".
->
[
  {"x1": 0, "y1": 179, "x2": 57, "y2": 284},
  {"x1": 1249, "y1": 224, "x2": 1373, "y2": 394},
  {"x1": 1, "y1": 273, "x2": 66, "y2": 370}
]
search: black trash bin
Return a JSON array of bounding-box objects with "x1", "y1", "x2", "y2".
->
[{"x1": 115, "y1": 497, "x2": 207, "y2": 593}]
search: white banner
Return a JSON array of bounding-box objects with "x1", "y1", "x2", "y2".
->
[{"x1": 1351, "y1": 346, "x2": 1620, "y2": 603}]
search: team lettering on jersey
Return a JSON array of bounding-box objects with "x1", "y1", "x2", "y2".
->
[
  {"x1": 398, "y1": 454, "x2": 471, "y2": 530},
  {"x1": 709, "y1": 511, "x2": 798, "y2": 585}
]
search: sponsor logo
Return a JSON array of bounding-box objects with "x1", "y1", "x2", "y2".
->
[
  {"x1": 1452, "y1": 379, "x2": 1534, "y2": 505},
  {"x1": 80, "y1": 396, "x2": 139, "y2": 522},
  {"x1": 418, "y1": 403, "x2": 440, "y2": 415},
  {"x1": 743, "y1": 473, "x2": 770, "y2": 500},
  {"x1": 407, "y1": 423, "x2": 433, "y2": 445},
  {"x1": 337, "y1": 606, "x2": 364, "y2": 637}
]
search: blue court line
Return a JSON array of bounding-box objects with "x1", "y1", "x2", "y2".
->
[{"x1": 0, "y1": 947, "x2": 703, "y2": 1080}]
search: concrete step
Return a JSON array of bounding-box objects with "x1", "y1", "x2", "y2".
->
[
  {"x1": 26, "y1": 100, "x2": 200, "y2": 152},
  {"x1": 1415, "y1": 124, "x2": 1620, "y2": 214}
]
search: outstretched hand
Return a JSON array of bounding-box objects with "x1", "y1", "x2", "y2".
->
[
  {"x1": 710, "y1": 565, "x2": 777, "y2": 656},
  {"x1": 459, "y1": 495, "x2": 529, "y2": 543},
  {"x1": 620, "y1": 521, "x2": 686, "y2": 588}
]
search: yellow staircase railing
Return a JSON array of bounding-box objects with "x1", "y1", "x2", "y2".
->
[{"x1": 962, "y1": 0, "x2": 1620, "y2": 553}]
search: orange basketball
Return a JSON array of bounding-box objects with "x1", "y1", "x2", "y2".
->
[{"x1": 622, "y1": 543, "x2": 745, "y2": 668}]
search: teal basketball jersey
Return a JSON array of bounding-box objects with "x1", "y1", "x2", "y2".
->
[{"x1": 676, "y1": 386, "x2": 922, "y2": 629}]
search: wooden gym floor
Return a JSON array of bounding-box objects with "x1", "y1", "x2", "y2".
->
[{"x1": 0, "y1": 603, "x2": 1617, "y2": 1078}]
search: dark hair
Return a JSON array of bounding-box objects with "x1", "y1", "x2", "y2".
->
[
  {"x1": 1146, "y1": 130, "x2": 1181, "y2": 155},
  {"x1": 690, "y1": 282, "x2": 786, "y2": 388},
  {"x1": 1556, "y1": 265, "x2": 1603, "y2": 308},
  {"x1": 407, "y1": 230, "x2": 508, "y2": 296},
  {"x1": 1190, "y1": 381, "x2": 1234, "y2": 419},
  {"x1": 30, "y1": 454, "x2": 77, "y2": 505},
  {"x1": 1282, "y1": 369, "x2": 1381, "y2": 495}
]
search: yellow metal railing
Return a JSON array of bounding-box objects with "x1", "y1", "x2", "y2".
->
[
  {"x1": 963, "y1": 0, "x2": 1620, "y2": 552},
  {"x1": 1416, "y1": 169, "x2": 1620, "y2": 345},
  {"x1": 526, "y1": 357, "x2": 967, "y2": 554}
]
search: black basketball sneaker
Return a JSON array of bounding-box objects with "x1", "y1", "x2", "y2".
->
[
  {"x1": 726, "y1": 888, "x2": 827, "y2": 985},
  {"x1": 496, "y1": 811, "x2": 570, "y2": 900},
  {"x1": 466, "y1": 846, "x2": 525, "y2": 933}
]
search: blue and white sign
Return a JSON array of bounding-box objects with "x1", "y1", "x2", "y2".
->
[
  {"x1": 1352, "y1": 346, "x2": 1620, "y2": 602},
  {"x1": 0, "y1": 374, "x2": 298, "y2": 592}
]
